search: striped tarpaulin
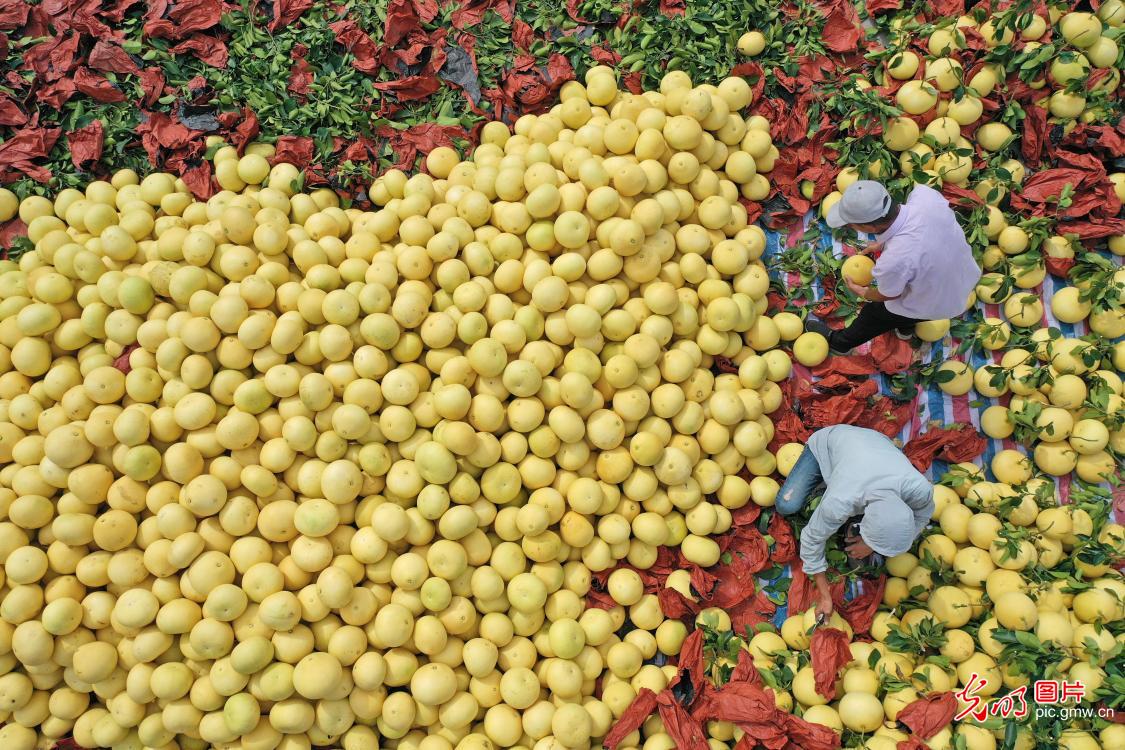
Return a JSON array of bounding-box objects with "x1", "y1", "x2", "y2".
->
[{"x1": 758, "y1": 213, "x2": 1122, "y2": 623}]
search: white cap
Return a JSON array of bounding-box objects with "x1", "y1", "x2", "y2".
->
[{"x1": 826, "y1": 180, "x2": 892, "y2": 228}]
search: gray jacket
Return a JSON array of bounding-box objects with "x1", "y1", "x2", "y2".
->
[{"x1": 800, "y1": 425, "x2": 934, "y2": 574}]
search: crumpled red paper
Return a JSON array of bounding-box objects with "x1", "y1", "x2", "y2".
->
[
  {"x1": 788, "y1": 562, "x2": 844, "y2": 613},
  {"x1": 897, "y1": 739, "x2": 930, "y2": 750},
  {"x1": 450, "y1": 0, "x2": 511, "y2": 28},
  {"x1": 330, "y1": 19, "x2": 380, "y2": 74},
  {"x1": 696, "y1": 681, "x2": 841, "y2": 750},
  {"x1": 271, "y1": 135, "x2": 315, "y2": 168},
  {"x1": 838, "y1": 575, "x2": 886, "y2": 634},
  {"x1": 767, "y1": 511, "x2": 798, "y2": 564},
  {"x1": 659, "y1": 0, "x2": 685, "y2": 16},
  {"x1": 820, "y1": 0, "x2": 863, "y2": 52},
  {"x1": 0, "y1": 0, "x2": 30, "y2": 28},
  {"x1": 902, "y1": 424, "x2": 987, "y2": 472},
  {"x1": 1022, "y1": 104, "x2": 1048, "y2": 166},
  {"x1": 144, "y1": 0, "x2": 221, "y2": 39},
  {"x1": 135, "y1": 112, "x2": 197, "y2": 163},
  {"x1": 1010, "y1": 151, "x2": 1121, "y2": 220},
  {"x1": 869, "y1": 331, "x2": 915, "y2": 373},
  {"x1": 604, "y1": 688, "x2": 660, "y2": 749},
  {"x1": 865, "y1": 0, "x2": 901, "y2": 13},
  {"x1": 605, "y1": 687, "x2": 710, "y2": 750},
  {"x1": 0, "y1": 125, "x2": 62, "y2": 182},
  {"x1": 73, "y1": 66, "x2": 126, "y2": 102},
  {"x1": 287, "y1": 43, "x2": 314, "y2": 98},
  {"x1": 0, "y1": 219, "x2": 27, "y2": 250},
  {"x1": 1046, "y1": 256, "x2": 1076, "y2": 278},
  {"x1": 217, "y1": 107, "x2": 259, "y2": 151},
  {"x1": 897, "y1": 692, "x2": 958, "y2": 739},
  {"x1": 376, "y1": 122, "x2": 468, "y2": 170},
  {"x1": 730, "y1": 648, "x2": 764, "y2": 686},
  {"x1": 68, "y1": 119, "x2": 104, "y2": 168},
  {"x1": 810, "y1": 627, "x2": 852, "y2": 699},
  {"x1": 23, "y1": 33, "x2": 81, "y2": 82},
  {"x1": 88, "y1": 40, "x2": 140, "y2": 74},
  {"x1": 270, "y1": 0, "x2": 314, "y2": 31},
  {"x1": 168, "y1": 34, "x2": 228, "y2": 67},
  {"x1": 0, "y1": 92, "x2": 25, "y2": 125}
]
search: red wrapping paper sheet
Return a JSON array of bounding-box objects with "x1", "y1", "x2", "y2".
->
[
  {"x1": 869, "y1": 332, "x2": 915, "y2": 373},
  {"x1": 902, "y1": 424, "x2": 987, "y2": 472},
  {"x1": 0, "y1": 219, "x2": 27, "y2": 250},
  {"x1": 898, "y1": 692, "x2": 958, "y2": 739},
  {"x1": 0, "y1": 125, "x2": 62, "y2": 181},
  {"x1": 838, "y1": 575, "x2": 886, "y2": 634},
  {"x1": 810, "y1": 627, "x2": 852, "y2": 699},
  {"x1": 897, "y1": 738, "x2": 931, "y2": 750},
  {"x1": 604, "y1": 688, "x2": 659, "y2": 749},
  {"x1": 68, "y1": 119, "x2": 104, "y2": 168}
]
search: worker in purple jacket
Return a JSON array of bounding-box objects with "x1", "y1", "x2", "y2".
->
[{"x1": 806, "y1": 181, "x2": 981, "y2": 353}]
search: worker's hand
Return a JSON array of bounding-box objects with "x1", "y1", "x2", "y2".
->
[
  {"x1": 860, "y1": 241, "x2": 883, "y2": 256},
  {"x1": 815, "y1": 594, "x2": 834, "y2": 623},
  {"x1": 845, "y1": 536, "x2": 874, "y2": 560},
  {"x1": 844, "y1": 277, "x2": 869, "y2": 299}
]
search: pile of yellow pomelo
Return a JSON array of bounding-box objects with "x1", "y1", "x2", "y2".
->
[{"x1": 0, "y1": 66, "x2": 846, "y2": 750}]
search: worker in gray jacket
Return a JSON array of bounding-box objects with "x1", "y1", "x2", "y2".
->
[{"x1": 776, "y1": 424, "x2": 934, "y2": 620}]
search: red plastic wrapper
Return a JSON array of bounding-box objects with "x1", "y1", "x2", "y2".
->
[
  {"x1": 903, "y1": 424, "x2": 987, "y2": 472},
  {"x1": 898, "y1": 692, "x2": 957, "y2": 739},
  {"x1": 810, "y1": 627, "x2": 851, "y2": 700},
  {"x1": 68, "y1": 119, "x2": 104, "y2": 168}
]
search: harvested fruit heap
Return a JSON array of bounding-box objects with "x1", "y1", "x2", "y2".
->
[
  {"x1": 0, "y1": 0, "x2": 1124, "y2": 748},
  {"x1": 0, "y1": 66, "x2": 826, "y2": 750}
]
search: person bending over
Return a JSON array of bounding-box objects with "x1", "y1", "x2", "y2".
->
[
  {"x1": 776, "y1": 424, "x2": 934, "y2": 619},
  {"x1": 806, "y1": 180, "x2": 981, "y2": 353}
]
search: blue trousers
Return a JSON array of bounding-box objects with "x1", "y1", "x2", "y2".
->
[{"x1": 776, "y1": 447, "x2": 823, "y2": 516}]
